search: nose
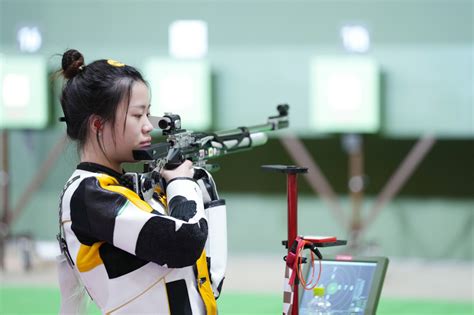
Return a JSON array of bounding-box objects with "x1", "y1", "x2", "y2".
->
[{"x1": 143, "y1": 117, "x2": 153, "y2": 133}]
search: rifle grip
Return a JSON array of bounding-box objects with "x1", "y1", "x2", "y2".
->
[{"x1": 164, "y1": 149, "x2": 185, "y2": 170}]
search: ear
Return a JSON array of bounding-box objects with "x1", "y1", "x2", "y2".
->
[{"x1": 89, "y1": 115, "x2": 103, "y2": 134}]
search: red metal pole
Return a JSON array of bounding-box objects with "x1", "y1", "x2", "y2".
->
[
  {"x1": 261, "y1": 165, "x2": 308, "y2": 315},
  {"x1": 287, "y1": 173, "x2": 299, "y2": 315},
  {"x1": 287, "y1": 173, "x2": 298, "y2": 253}
]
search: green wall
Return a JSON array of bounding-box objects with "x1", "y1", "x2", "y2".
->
[
  {"x1": 0, "y1": 0, "x2": 473, "y2": 260},
  {"x1": 0, "y1": 0, "x2": 472, "y2": 136},
  {"x1": 5, "y1": 131, "x2": 474, "y2": 260}
]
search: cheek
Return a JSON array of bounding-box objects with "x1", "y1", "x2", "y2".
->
[
  {"x1": 127, "y1": 120, "x2": 142, "y2": 135},
  {"x1": 117, "y1": 116, "x2": 142, "y2": 140},
  {"x1": 121, "y1": 123, "x2": 139, "y2": 143},
  {"x1": 101, "y1": 127, "x2": 115, "y2": 144}
]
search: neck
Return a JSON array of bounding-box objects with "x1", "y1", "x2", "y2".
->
[{"x1": 81, "y1": 141, "x2": 122, "y2": 174}]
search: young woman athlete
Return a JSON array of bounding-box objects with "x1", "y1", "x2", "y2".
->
[{"x1": 57, "y1": 49, "x2": 226, "y2": 314}]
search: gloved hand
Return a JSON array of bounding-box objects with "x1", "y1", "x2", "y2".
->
[
  {"x1": 193, "y1": 167, "x2": 219, "y2": 204},
  {"x1": 161, "y1": 160, "x2": 194, "y2": 183}
]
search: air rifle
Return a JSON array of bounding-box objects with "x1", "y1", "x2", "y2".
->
[{"x1": 123, "y1": 104, "x2": 289, "y2": 201}]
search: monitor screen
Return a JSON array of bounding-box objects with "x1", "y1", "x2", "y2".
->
[{"x1": 299, "y1": 257, "x2": 388, "y2": 315}]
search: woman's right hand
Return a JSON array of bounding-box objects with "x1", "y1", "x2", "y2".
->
[{"x1": 160, "y1": 160, "x2": 194, "y2": 183}]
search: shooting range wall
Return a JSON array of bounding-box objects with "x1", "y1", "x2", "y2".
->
[{"x1": 0, "y1": 0, "x2": 473, "y2": 260}]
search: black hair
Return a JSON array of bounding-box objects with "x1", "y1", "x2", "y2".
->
[{"x1": 59, "y1": 49, "x2": 147, "y2": 150}]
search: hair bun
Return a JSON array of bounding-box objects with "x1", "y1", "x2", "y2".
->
[{"x1": 62, "y1": 49, "x2": 85, "y2": 79}]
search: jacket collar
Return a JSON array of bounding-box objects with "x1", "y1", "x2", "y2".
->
[{"x1": 77, "y1": 162, "x2": 123, "y2": 180}]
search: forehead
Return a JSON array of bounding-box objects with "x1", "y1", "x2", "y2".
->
[{"x1": 129, "y1": 81, "x2": 150, "y2": 106}]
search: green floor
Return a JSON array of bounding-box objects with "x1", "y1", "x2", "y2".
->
[{"x1": 0, "y1": 287, "x2": 472, "y2": 314}]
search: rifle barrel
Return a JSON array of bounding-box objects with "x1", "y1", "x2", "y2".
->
[{"x1": 214, "y1": 123, "x2": 275, "y2": 139}]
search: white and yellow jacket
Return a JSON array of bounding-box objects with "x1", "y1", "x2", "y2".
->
[{"x1": 57, "y1": 162, "x2": 226, "y2": 314}]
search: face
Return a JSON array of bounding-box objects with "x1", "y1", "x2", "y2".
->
[{"x1": 101, "y1": 81, "x2": 153, "y2": 164}]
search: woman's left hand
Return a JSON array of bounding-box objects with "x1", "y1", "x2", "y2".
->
[{"x1": 160, "y1": 160, "x2": 194, "y2": 183}]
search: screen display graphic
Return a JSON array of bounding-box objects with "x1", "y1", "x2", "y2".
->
[{"x1": 300, "y1": 261, "x2": 377, "y2": 314}]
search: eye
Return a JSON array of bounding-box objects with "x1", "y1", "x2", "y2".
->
[{"x1": 146, "y1": 112, "x2": 151, "y2": 117}]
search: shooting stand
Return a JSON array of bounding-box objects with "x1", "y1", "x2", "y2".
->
[{"x1": 261, "y1": 164, "x2": 346, "y2": 315}]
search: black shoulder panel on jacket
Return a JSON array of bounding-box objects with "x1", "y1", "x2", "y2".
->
[{"x1": 70, "y1": 176, "x2": 127, "y2": 245}]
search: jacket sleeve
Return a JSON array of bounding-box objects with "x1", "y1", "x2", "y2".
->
[
  {"x1": 203, "y1": 200, "x2": 227, "y2": 298},
  {"x1": 195, "y1": 168, "x2": 227, "y2": 298},
  {"x1": 70, "y1": 175, "x2": 208, "y2": 268}
]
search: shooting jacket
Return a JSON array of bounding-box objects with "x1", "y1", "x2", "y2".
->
[{"x1": 57, "y1": 162, "x2": 226, "y2": 314}]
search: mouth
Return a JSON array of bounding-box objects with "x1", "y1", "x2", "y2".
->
[{"x1": 139, "y1": 140, "x2": 152, "y2": 147}]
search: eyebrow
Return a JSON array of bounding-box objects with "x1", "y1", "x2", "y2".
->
[{"x1": 130, "y1": 104, "x2": 151, "y2": 110}]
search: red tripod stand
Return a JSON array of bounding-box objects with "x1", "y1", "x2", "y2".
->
[{"x1": 262, "y1": 165, "x2": 346, "y2": 315}]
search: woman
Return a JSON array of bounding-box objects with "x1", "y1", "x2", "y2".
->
[{"x1": 57, "y1": 49, "x2": 226, "y2": 314}]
